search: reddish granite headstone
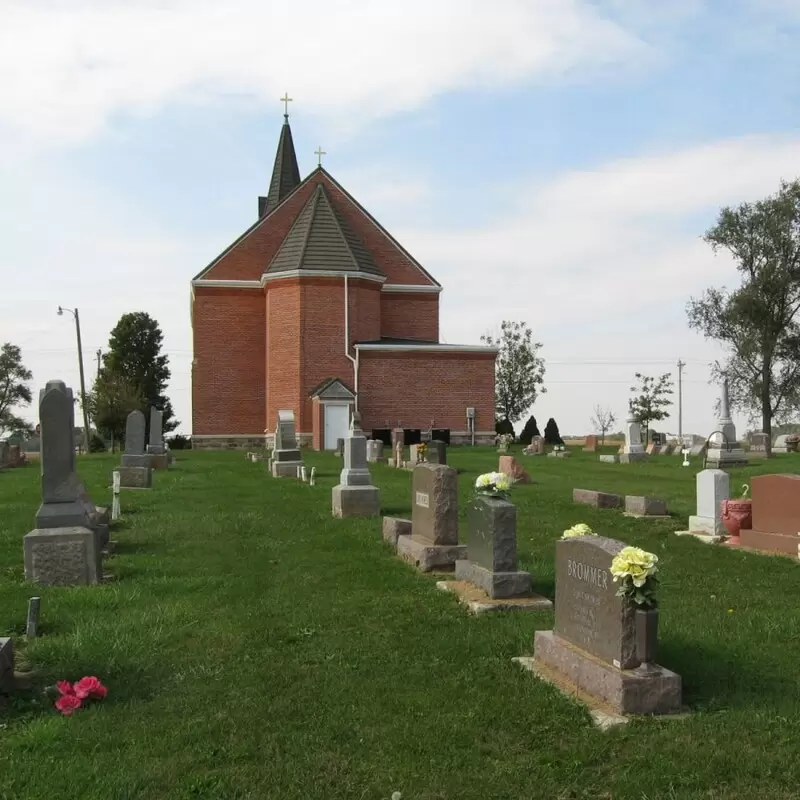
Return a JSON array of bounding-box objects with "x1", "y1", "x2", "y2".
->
[
  {"x1": 498, "y1": 455, "x2": 531, "y2": 484},
  {"x1": 583, "y1": 435, "x2": 598, "y2": 452},
  {"x1": 740, "y1": 474, "x2": 800, "y2": 555}
]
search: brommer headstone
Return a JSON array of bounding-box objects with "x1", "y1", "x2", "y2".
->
[
  {"x1": 271, "y1": 410, "x2": 304, "y2": 477},
  {"x1": 396, "y1": 463, "x2": 466, "y2": 571},
  {"x1": 531, "y1": 535, "x2": 682, "y2": 716},
  {"x1": 332, "y1": 420, "x2": 381, "y2": 518}
]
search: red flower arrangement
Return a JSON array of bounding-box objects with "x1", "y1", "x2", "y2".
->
[{"x1": 54, "y1": 676, "x2": 108, "y2": 715}]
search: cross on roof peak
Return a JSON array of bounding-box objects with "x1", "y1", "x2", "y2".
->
[
  {"x1": 314, "y1": 146, "x2": 327, "y2": 167},
  {"x1": 280, "y1": 92, "x2": 293, "y2": 120}
]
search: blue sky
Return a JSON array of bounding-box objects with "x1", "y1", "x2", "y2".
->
[{"x1": 2, "y1": 0, "x2": 800, "y2": 437}]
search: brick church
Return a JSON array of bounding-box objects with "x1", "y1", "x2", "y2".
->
[{"x1": 190, "y1": 108, "x2": 497, "y2": 450}]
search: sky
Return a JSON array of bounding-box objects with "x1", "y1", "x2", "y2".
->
[{"x1": 2, "y1": 0, "x2": 800, "y2": 438}]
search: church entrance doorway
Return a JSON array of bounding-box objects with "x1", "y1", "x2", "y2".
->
[{"x1": 324, "y1": 403, "x2": 350, "y2": 450}]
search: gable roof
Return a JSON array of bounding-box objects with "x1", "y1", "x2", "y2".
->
[
  {"x1": 194, "y1": 165, "x2": 441, "y2": 286},
  {"x1": 308, "y1": 377, "x2": 356, "y2": 399},
  {"x1": 267, "y1": 184, "x2": 384, "y2": 277},
  {"x1": 263, "y1": 120, "x2": 301, "y2": 216}
]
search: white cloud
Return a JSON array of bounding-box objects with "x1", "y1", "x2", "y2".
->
[{"x1": 0, "y1": 0, "x2": 644, "y2": 148}]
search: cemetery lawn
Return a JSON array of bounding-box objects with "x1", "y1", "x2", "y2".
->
[{"x1": 2, "y1": 449, "x2": 800, "y2": 800}]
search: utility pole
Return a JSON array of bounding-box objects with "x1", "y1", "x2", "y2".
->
[
  {"x1": 677, "y1": 359, "x2": 685, "y2": 442},
  {"x1": 58, "y1": 306, "x2": 92, "y2": 454}
]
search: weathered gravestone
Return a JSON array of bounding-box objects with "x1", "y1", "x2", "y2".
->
[
  {"x1": 366, "y1": 439, "x2": 387, "y2": 464},
  {"x1": 146, "y1": 407, "x2": 169, "y2": 469},
  {"x1": 750, "y1": 433, "x2": 769, "y2": 454},
  {"x1": 395, "y1": 463, "x2": 466, "y2": 571},
  {"x1": 532, "y1": 536, "x2": 682, "y2": 715},
  {"x1": 454, "y1": 496, "x2": 535, "y2": 599},
  {"x1": 427, "y1": 440, "x2": 447, "y2": 465},
  {"x1": 498, "y1": 455, "x2": 531, "y2": 484},
  {"x1": 583, "y1": 435, "x2": 598, "y2": 453},
  {"x1": 332, "y1": 419, "x2": 380, "y2": 518},
  {"x1": 705, "y1": 380, "x2": 748, "y2": 468},
  {"x1": 773, "y1": 434, "x2": 790, "y2": 454},
  {"x1": 335, "y1": 438, "x2": 345, "y2": 458},
  {"x1": 32, "y1": 380, "x2": 108, "y2": 544},
  {"x1": 24, "y1": 381, "x2": 104, "y2": 586},
  {"x1": 740, "y1": 474, "x2": 800, "y2": 555},
  {"x1": 573, "y1": 489, "x2": 623, "y2": 509},
  {"x1": 620, "y1": 417, "x2": 646, "y2": 463},
  {"x1": 524, "y1": 436, "x2": 545, "y2": 456},
  {"x1": 271, "y1": 410, "x2": 304, "y2": 477},
  {"x1": 682, "y1": 469, "x2": 729, "y2": 539},
  {"x1": 119, "y1": 410, "x2": 153, "y2": 489},
  {"x1": 625, "y1": 496, "x2": 668, "y2": 517}
]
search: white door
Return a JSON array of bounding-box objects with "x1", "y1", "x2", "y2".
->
[{"x1": 324, "y1": 404, "x2": 350, "y2": 450}]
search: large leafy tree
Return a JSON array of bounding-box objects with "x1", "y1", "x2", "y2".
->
[
  {"x1": 86, "y1": 371, "x2": 144, "y2": 452},
  {"x1": 0, "y1": 343, "x2": 33, "y2": 437},
  {"x1": 102, "y1": 312, "x2": 178, "y2": 433},
  {"x1": 687, "y1": 179, "x2": 800, "y2": 455},
  {"x1": 629, "y1": 373, "x2": 674, "y2": 444},
  {"x1": 480, "y1": 321, "x2": 546, "y2": 424}
]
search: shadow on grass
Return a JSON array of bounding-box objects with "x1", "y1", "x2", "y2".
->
[
  {"x1": 380, "y1": 506, "x2": 411, "y2": 517},
  {"x1": 661, "y1": 634, "x2": 796, "y2": 712}
]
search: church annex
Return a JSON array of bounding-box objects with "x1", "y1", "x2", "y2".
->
[{"x1": 190, "y1": 109, "x2": 497, "y2": 450}]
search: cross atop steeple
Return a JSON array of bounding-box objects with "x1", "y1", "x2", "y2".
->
[
  {"x1": 315, "y1": 146, "x2": 327, "y2": 167},
  {"x1": 280, "y1": 92, "x2": 293, "y2": 121}
]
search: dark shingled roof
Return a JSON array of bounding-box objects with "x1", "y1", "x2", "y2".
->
[
  {"x1": 267, "y1": 183, "x2": 385, "y2": 277},
  {"x1": 355, "y1": 337, "x2": 440, "y2": 346},
  {"x1": 263, "y1": 120, "x2": 301, "y2": 216}
]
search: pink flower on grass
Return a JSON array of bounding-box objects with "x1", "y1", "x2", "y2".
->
[
  {"x1": 56, "y1": 680, "x2": 73, "y2": 696},
  {"x1": 55, "y1": 694, "x2": 82, "y2": 716},
  {"x1": 74, "y1": 676, "x2": 107, "y2": 700}
]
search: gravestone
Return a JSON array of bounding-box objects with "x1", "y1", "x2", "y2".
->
[
  {"x1": 533, "y1": 535, "x2": 682, "y2": 715},
  {"x1": 455, "y1": 496, "x2": 533, "y2": 598},
  {"x1": 111, "y1": 471, "x2": 121, "y2": 521},
  {"x1": 625, "y1": 496, "x2": 668, "y2": 517},
  {"x1": 427, "y1": 440, "x2": 447, "y2": 465},
  {"x1": 0, "y1": 441, "x2": 9, "y2": 469},
  {"x1": 599, "y1": 454, "x2": 620, "y2": 464},
  {"x1": 119, "y1": 410, "x2": 153, "y2": 489},
  {"x1": 689, "y1": 443, "x2": 707, "y2": 458},
  {"x1": 750, "y1": 433, "x2": 768, "y2": 453},
  {"x1": 740, "y1": 474, "x2": 800, "y2": 555},
  {"x1": 409, "y1": 444, "x2": 424, "y2": 466},
  {"x1": 620, "y1": 417, "x2": 646, "y2": 463},
  {"x1": 271, "y1": 410, "x2": 304, "y2": 477},
  {"x1": 382, "y1": 517, "x2": 412, "y2": 548},
  {"x1": 685, "y1": 469, "x2": 729, "y2": 538},
  {"x1": 0, "y1": 637, "x2": 14, "y2": 692},
  {"x1": 498, "y1": 456, "x2": 531, "y2": 484},
  {"x1": 661, "y1": 444, "x2": 674, "y2": 456},
  {"x1": 332, "y1": 418, "x2": 380, "y2": 517},
  {"x1": 33, "y1": 380, "x2": 108, "y2": 547},
  {"x1": 705, "y1": 380, "x2": 748, "y2": 468},
  {"x1": 773, "y1": 434, "x2": 790, "y2": 454},
  {"x1": 146, "y1": 407, "x2": 169, "y2": 469},
  {"x1": 23, "y1": 527, "x2": 102, "y2": 586},
  {"x1": 396, "y1": 463, "x2": 466, "y2": 571},
  {"x1": 573, "y1": 489, "x2": 623, "y2": 509},
  {"x1": 583, "y1": 435, "x2": 598, "y2": 453},
  {"x1": 524, "y1": 436, "x2": 545, "y2": 456},
  {"x1": 366, "y1": 439, "x2": 387, "y2": 464},
  {"x1": 336, "y1": 438, "x2": 345, "y2": 458}
]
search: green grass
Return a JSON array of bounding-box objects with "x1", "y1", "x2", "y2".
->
[{"x1": 1, "y1": 447, "x2": 800, "y2": 799}]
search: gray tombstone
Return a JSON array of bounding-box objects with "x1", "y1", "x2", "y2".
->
[
  {"x1": 396, "y1": 464, "x2": 466, "y2": 571},
  {"x1": 119, "y1": 409, "x2": 153, "y2": 487},
  {"x1": 427, "y1": 440, "x2": 447, "y2": 465},
  {"x1": 366, "y1": 439, "x2": 386, "y2": 464},
  {"x1": 147, "y1": 407, "x2": 165, "y2": 455},
  {"x1": 532, "y1": 535, "x2": 681, "y2": 715},
  {"x1": 455, "y1": 496, "x2": 532, "y2": 598},
  {"x1": 687, "y1": 469, "x2": 729, "y2": 537},
  {"x1": 272, "y1": 409, "x2": 303, "y2": 477},
  {"x1": 332, "y1": 432, "x2": 380, "y2": 517},
  {"x1": 24, "y1": 526, "x2": 101, "y2": 586}
]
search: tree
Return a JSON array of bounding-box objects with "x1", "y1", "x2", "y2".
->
[
  {"x1": 495, "y1": 418, "x2": 515, "y2": 439},
  {"x1": 480, "y1": 321, "x2": 546, "y2": 424},
  {"x1": 590, "y1": 405, "x2": 617, "y2": 445},
  {"x1": 518, "y1": 415, "x2": 541, "y2": 446},
  {"x1": 86, "y1": 371, "x2": 144, "y2": 452},
  {"x1": 687, "y1": 179, "x2": 800, "y2": 455},
  {"x1": 0, "y1": 343, "x2": 33, "y2": 438},
  {"x1": 543, "y1": 417, "x2": 563, "y2": 445},
  {"x1": 102, "y1": 312, "x2": 178, "y2": 433},
  {"x1": 629, "y1": 373, "x2": 674, "y2": 444}
]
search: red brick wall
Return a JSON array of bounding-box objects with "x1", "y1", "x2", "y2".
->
[
  {"x1": 356, "y1": 350, "x2": 496, "y2": 432},
  {"x1": 380, "y1": 293, "x2": 439, "y2": 341},
  {"x1": 192, "y1": 287, "x2": 265, "y2": 434},
  {"x1": 265, "y1": 280, "x2": 302, "y2": 431}
]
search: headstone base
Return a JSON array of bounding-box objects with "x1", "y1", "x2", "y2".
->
[
  {"x1": 740, "y1": 528, "x2": 800, "y2": 557},
  {"x1": 454, "y1": 560, "x2": 534, "y2": 599},
  {"x1": 396, "y1": 535, "x2": 466, "y2": 572},
  {"x1": 332, "y1": 485, "x2": 381, "y2": 518},
  {"x1": 0, "y1": 638, "x2": 14, "y2": 692},
  {"x1": 437, "y1": 580, "x2": 552, "y2": 614},
  {"x1": 35, "y1": 501, "x2": 93, "y2": 531},
  {"x1": 673, "y1": 530, "x2": 724, "y2": 545},
  {"x1": 382, "y1": 517, "x2": 412, "y2": 547},
  {"x1": 705, "y1": 449, "x2": 749, "y2": 468},
  {"x1": 624, "y1": 496, "x2": 668, "y2": 517},
  {"x1": 686, "y1": 515, "x2": 727, "y2": 537},
  {"x1": 149, "y1": 453, "x2": 170, "y2": 470},
  {"x1": 532, "y1": 631, "x2": 682, "y2": 716},
  {"x1": 23, "y1": 527, "x2": 102, "y2": 586},
  {"x1": 547, "y1": 451, "x2": 571, "y2": 459},
  {"x1": 619, "y1": 453, "x2": 647, "y2": 464},
  {"x1": 272, "y1": 460, "x2": 304, "y2": 478},
  {"x1": 599, "y1": 455, "x2": 620, "y2": 464},
  {"x1": 118, "y1": 466, "x2": 153, "y2": 489}
]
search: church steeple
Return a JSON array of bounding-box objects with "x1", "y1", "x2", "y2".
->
[{"x1": 258, "y1": 94, "x2": 301, "y2": 218}]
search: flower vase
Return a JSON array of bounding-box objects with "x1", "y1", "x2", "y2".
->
[
  {"x1": 720, "y1": 499, "x2": 752, "y2": 546},
  {"x1": 634, "y1": 607, "x2": 659, "y2": 671}
]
